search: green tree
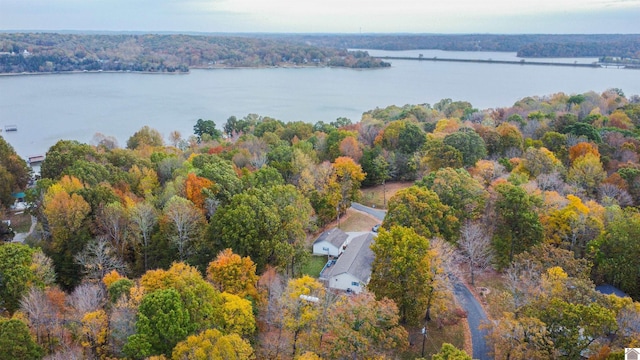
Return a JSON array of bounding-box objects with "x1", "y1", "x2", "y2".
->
[
  {"x1": 590, "y1": 208, "x2": 640, "y2": 299},
  {"x1": 0, "y1": 136, "x2": 30, "y2": 209},
  {"x1": 369, "y1": 226, "x2": 433, "y2": 325},
  {"x1": 531, "y1": 298, "x2": 616, "y2": 359},
  {"x1": 125, "y1": 289, "x2": 192, "y2": 358},
  {"x1": 417, "y1": 167, "x2": 488, "y2": 223},
  {"x1": 422, "y1": 137, "x2": 463, "y2": 171},
  {"x1": 383, "y1": 186, "x2": 458, "y2": 241},
  {"x1": 126, "y1": 126, "x2": 164, "y2": 150},
  {"x1": 0, "y1": 318, "x2": 43, "y2": 360},
  {"x1": 492, "y1": 182, "x2": 543, "y2": 268},
  {"x1": 191, "y1": 154, "x2": 242, "y2": 204},
  {"x1": 208, "y1": 185, "x2": 312, "y2": 273},
  {"x1": 442, "y1": 128, "x2": 487, "y2": 167},
  {"x1": 0, "y1": 243, "x2": 35, "y2": 313},
  {"x1": 193, "y1": 119, "x2": 222, "y2": 142},
  {"x1": 41, "y1": 139, "x2": 99, "y2": 180}
]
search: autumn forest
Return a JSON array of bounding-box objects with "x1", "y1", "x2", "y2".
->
[{"x1": 1, "y1": 89, "x2": 640, "y2": 359}]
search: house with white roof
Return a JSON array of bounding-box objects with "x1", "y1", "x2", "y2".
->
[
  {"x1": 312, "y1": 228, "x2": 349, "y2": 257},
  {"x1": 320, "y1": 232, "x2": 375, "y2": 294}
]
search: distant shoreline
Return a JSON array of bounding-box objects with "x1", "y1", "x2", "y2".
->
[{"x1": 0, "y1": 63, "x2": 387, "y2": 77}]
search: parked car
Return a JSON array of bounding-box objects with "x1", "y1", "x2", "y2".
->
[{"x1": 372, "y1": 224, "x2": 380, "y2": 233}]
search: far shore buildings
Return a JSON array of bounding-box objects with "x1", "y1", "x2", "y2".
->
[{"x1": 313, "y1": 229, "x2": 375, "y2": 294}]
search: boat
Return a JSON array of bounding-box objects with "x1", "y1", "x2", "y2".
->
[{"x1": 4, "y1": 125, "x2": 17, "y2": 132}]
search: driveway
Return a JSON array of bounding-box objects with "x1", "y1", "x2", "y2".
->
[
  {"x1": 453, "y1": 280, "x2": 491, "y2": 360},
  {"x1": 12, "y1": 216, "x2": 37, "y2": 243},
  {"x1": 351, "y1": 202, "x2": 386, "y2": 221}
]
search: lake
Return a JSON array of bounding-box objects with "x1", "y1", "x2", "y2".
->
[{"x1": 0, "y1": 49, "x2": 638, "y2": 159}]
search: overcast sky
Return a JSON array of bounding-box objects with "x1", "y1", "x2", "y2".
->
[{"x1": 1, "y1": 0, "x2": 640, "y2": 33}]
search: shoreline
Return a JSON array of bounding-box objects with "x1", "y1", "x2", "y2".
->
[{"x1": 0, "y1": 63, "x2": 389, "y2": 77}]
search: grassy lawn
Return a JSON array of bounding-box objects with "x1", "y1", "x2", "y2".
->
[
  {"x1": 403, "y1": 321, "x2": 468, "y2": 359},
  {"x1": 338, "y1": 208, "x2": 379, "y2": 232},
  {"x1": 360, "y1": 181, "x2": 413, "y2": 209},
  {"x1": 473, "y1": 270, "x2": 507, "y2": 319},
  {"x1": 300, "y1": 256, "x2": 329, "y2": 278},
  {"x1": 8, "y1": 212, "x2": 32, "y2": 233}
]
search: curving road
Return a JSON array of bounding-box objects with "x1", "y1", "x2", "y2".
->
[
  {"x1": 454, "y1": 280, "x2": 491, "y2": 360},
  {"x1": 352, "y1": 202, "x2": 491, "y2": 359},
  {"x1": 351, "y1": 202, "x2": 387, "y2": 221}
]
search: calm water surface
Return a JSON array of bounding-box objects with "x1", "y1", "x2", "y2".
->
[{"x1": 1, "y1": 50, "x2": 638, "y2": 158}]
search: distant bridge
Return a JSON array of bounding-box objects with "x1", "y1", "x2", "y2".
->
[{"x1": 374, "y1": 56, "x2": 638, "y2": 69}]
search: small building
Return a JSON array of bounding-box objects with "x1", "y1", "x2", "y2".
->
[
  {"x1": 320, "y1": 232, "x2": 375, "y2": 294},
  {"x1": 312, "y1": 228, "x2": 349, "y2": 257}
]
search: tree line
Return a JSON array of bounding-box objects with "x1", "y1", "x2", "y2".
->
[{"x1": 0, "y1": 33, "x2": 389, "y2": 74}]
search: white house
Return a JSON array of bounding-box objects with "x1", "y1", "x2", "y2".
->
[
  {"x1": 321, "y1": 232, "x2": 375, "y2": 294},
  {"x1": 312, "y1": 228, "x2": 349, "y2": 257}
]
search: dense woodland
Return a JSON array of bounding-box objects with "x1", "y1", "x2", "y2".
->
[
  {"x1": 1, "y1": 89, "x2": 640, "y2": 359},
  {"x1": 0, "y1": 33, "x2": 389, "y2": 73},
  {"x1": 1, "y1": 33, "x2": 640, "y2": 74},
  {"x1": 284, "y1": 34, "x2": 640, "y2": 59}
]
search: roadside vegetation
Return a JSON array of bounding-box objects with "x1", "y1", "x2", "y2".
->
[{"x1": 1, "y1": 89, "x2": 640, "y2": 359}]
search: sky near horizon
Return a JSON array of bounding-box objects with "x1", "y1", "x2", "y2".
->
[{"x1": 1, "y1": 0, "x2": 640, "y2": 34}]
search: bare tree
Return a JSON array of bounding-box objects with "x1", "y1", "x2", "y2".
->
[
  {"x1": 168, "y1": 130, "x2": 182, "y2": 147},
  {"x1": 108, "y1": 297, "x2": 137, "y2": 357},
  {"x1": 96, "y1": 202, "x2": 131, "y2": 259},
  {"x1": 91, "y1": 132, "x2": 119, "y2": 150},
  {"x1": 598, "y1": 183, "x2": 634, "y2": 207},
  {"x1": 75, "y1": 237, "x2": 127, "y2": 282},
  {"x1": 459, "y1": 221, "x2": 495, "y2": 286},
  {"x1": 44, "y1": 345, "x2": 84, "y2": 360},
  {"x1": 31, "y1": 250, "x2": 57, "y2": 286},
  {"x1": 130, "y1": 201, "x2": 158, "y2": 271},
  {"x1": 164, "y1": 196, "x2": 205, "y2": 260},
  {"x1": 67, "y1": 283, "x2": 105, "y2": 317},
  {"x1": 21, "y1": 287, "x2": 59, "y2": 349},
  {"x1": 504, "y1": 259, "x2": 541, "y2": 314}
]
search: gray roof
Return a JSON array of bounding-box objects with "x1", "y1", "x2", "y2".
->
[
  {"x1": 313, "y1": 228, "x2": 348, "y2": 248},
  {"x1": 324, "y1": 233, "x2": 374, "y2": 283}
]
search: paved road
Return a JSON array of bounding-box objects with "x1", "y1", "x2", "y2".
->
[
  {"x1": 352, "y1": 202, "x2": 490, "y2": 359},
  {"x1": 454, "y1": 281, "x2": 491, "y2": 360},
  {"x1": 351, "y1": 202, "x2": 387, "y2": 221}
]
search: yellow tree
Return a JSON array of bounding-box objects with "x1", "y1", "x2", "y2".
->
[
  {"x1": 544, "y1": 195, "x2": 604, "y2": 257},
  {"x1": 332, "y1": 156, "x2": 366, "y2": 208},
  {"x1": 206, "y1": 249, "x2": 260, "y2": 303},
  {"x1": 43, "y1": 185, "x2": 90, "y2": 243},
  {"x1": 81, "y1": 310, "x2": 109, "y2": 359},
  {"x1": 567, "y1": 152, "x2": 606, "y2": 196},
  {"x1": 220, "y1": 292, "x2": 256, "y2": 337},
  {"x1": 171, "y1": 329, "x2": 254, "y2": 360},
  {"x1": 485, "y1": 312, "x2": 554, "y2": 360},
  {"x1": 282, "y1": 276, "x2": 326, "y2": 357}
]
